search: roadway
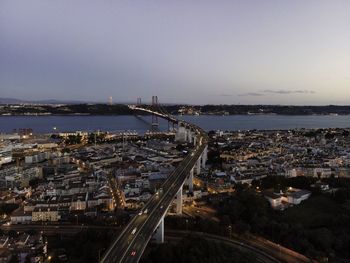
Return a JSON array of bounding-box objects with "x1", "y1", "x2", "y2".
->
[
  {"x1": 182, "y1": 203, "x2": 220, "y2": 222},
  {"x1": 163, "y1": 230, "x2": 281, "y2": 263},
  {"x1": 106, "y1": 171, "x2": 125, "y2": 209},
  {"x1": 101, "y1": 106, "x2": 208, "y2": 263},
  {"x1": 161, "y1": 230, "x2": 314, "y2": 263}
]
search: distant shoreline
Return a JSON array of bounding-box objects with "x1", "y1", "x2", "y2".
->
[
  {"x1": 2, "y1": 104, "x2": 350, "y2": 116},
  {"x1": 1, "y1": 113, "x2": 350, "y2": 117}
]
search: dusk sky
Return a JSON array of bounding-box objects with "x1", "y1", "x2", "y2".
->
[{"x1": 1, "y1": 1, "x2": 349, "y2": 105}]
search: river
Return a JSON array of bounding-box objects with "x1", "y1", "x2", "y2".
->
[{"x1": 1, "y1": 115, "x2": 350, "y2": 134}]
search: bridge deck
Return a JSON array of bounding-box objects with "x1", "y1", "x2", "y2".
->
[{"x1": 101, "y1": 106, "x2": 208, "y2": 263}]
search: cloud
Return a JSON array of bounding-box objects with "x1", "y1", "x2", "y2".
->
[
  {"x1": 237, "y1": 92, "x2": 265, "y2": 97},
  {"x1": 218, "y1": 93, "x2": 234, "y2": 97},
  {"x1": 262, "y1": 89, "x2": 316, "y2": 95}
]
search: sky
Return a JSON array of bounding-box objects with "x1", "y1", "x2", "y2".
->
[{"x1": 1, "y1": 0, "x2": 349, "y2": 105}]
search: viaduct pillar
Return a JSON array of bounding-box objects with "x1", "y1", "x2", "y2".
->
[
  {"x1": 188, "y1": 168, "x2": 194, "y2": 193},
  {"x1": 154, "y1": 216, "x2": 164, "y2": 243},
  {"x1": 175, "y1": 187, "x2": 183, "y2": 214}
]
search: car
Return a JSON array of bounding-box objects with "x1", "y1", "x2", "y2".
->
[
  {"x1": 144, "y1": 209, "x2": 148, "y2": 214},
  {"x1": 138, "y1": 211, "x2": 142, "y2": 216},
  {"x1": 131, "y1": 227, "x2": 137, "y2": 235},
  {"x1": 131, "y1": 251, "x2": 136, "y2": 256}
]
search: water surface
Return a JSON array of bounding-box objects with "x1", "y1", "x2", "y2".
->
[{"x1": 1, "y1": 115, "x2": 350, "y2": 134}]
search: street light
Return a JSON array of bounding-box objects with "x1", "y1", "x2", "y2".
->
[
  {"x1": 277, "y1": 244, "x2": 281, "y2": 257},
  {"x1": 228, "y1": 225, "x2": 232, "y2": 239}
]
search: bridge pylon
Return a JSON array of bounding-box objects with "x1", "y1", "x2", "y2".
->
[{"x1": 151, "y1": 96, "x2": 159, "y2": 127}]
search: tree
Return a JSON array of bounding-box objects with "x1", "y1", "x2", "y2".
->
[
  {"x1": 208, "y1": 130, "x2": 216, "y2": 136},
  {"x1": 235, "y1": 221, "x2": 251, "y2": 236},
  {"x1": 26, "y1": 229, "x2": 38, "y2": 236},
  {"x1": 9, "y1": 255, "x2": 19, "y2": 263},
  {"x1": 0, "y1": 204, "x2": 19, "y2": 215},
  {"x1": 309, "y1": 228, "x2": 334, "y2": 252},
  {"x1": 342, "y1": 130, "x2": 350, "y2": 137},
  {"x1": 288, "y1": 176, "x2": 315, "y2": 190},
  {"x1": 334, "y1": 189, "x2": 347, "y2": 204},
  {"x1": 325, "y1": 132, "x2": 335, "y2": 140},
  {"x1": 8, "y1": 230, "x2": 18, "y2": 238},
  {"x1": 29, "y1": 178, "x2": 40, "y2": 188},
  {"x1": 207, "y1": 149, "x2": 223, "y2": 167}
]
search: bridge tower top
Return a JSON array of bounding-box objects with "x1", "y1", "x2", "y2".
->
[{"x1": 151, "y1": 96, "x2": 158, "y2": 106}]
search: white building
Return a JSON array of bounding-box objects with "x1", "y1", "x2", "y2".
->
[
  {"x1": 10, "y1": 208, "x2": 32, "y2": 224},
  {"x1": 32, "y1": 207, "x2": 60, "y2": 222},
  {"x1": 285, "y1": 169, "x2": 297, "y2": 178},
  {"x1": 264, "y1": 188, "x2": 311, "y2": 210},
  {"x1": 25, "y1": 152, "x2": 51, "y2": 164},
  {"x1": 314, "y1": 168, "x2": 332, "y2": 178},
  {"x1": 285, "y1": 188, "x2": 311, "y2": 205},
  {"x1": 0, "y1": 149, "x2": 12, "y2": 166}
]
